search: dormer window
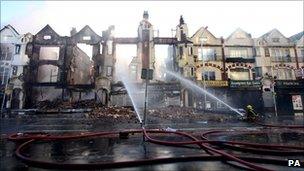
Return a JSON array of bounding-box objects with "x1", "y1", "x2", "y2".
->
[
  {"x1": 272, "y1": 38, "x2": 279, "y2": 42},
  {"x1": 83, "y1": 36, "x2": 91, "y2": 40},
  {"x1": 43, "y1": 35, "x2": 51, "y2": 40}
]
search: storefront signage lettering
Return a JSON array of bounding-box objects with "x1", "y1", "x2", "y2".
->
[
  {"x1": 229, "y1": 80, "x2": 261, "y2": 88},
  {"x1": 200, "y1": 80, "x2": 228, "y2": 87}
]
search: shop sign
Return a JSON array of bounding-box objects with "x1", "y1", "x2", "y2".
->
[
  {"x1": 275, "y1": 80, "x2": 304, "y2": 88},
  {"x1": 200, "y1": 80, "x2": 228, "y2": 87},
  {"x1": 292, "y1": 95, "x2": 303, "y2": 110},
  {"x1": 229, "y1": 80, "x2": 261, "y2": 88}
]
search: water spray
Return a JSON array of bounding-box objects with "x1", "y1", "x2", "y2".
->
[{"x1": 165, "y1": 70, "x2": 244, "y2": 116}]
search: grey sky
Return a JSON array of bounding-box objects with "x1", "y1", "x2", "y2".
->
[
  {"x1": 1, "y1": 1, "x2": 303, "y2": 68},
  {"x1": 1, "y1": 1, "x2": 303, "y2": 38}
]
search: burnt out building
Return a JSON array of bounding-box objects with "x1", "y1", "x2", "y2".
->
[{"x1": 25, "y1": 25, "x2": 115, "y2": 107}]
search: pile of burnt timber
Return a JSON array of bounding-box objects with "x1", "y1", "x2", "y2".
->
[{"x1": 149, "y1": 106, "x2": 236, "y2": 122}]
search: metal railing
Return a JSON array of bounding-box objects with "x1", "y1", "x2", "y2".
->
[{"x1": 270, "y1": 56, "x2": 293, "y2": 62}]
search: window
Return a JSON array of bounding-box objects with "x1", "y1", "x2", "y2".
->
[
  {"x1": 230, "y1": 68, "x2": 250, "y2": 80},
  {"x1": 37, "y1": 65, "x2": 58, "y2": 83},
  {"x1": 202, "y1": 71, "x2": 215, "y2": 80},
  {"x1": 98, "y1": 65, "x2": 102, "y2": 74},
  {"x1": 271, "y1": 48, "x2": 291, "y2": 62},
  {"x1": 229, "y1": 48, "x2": 248, "y2": 58},
  {"x1": 107, "y1": 40, "x2": 113, "y2": 55},
  {"x1": 255, "y1": 47, "x2": 260, "y2": 57},
  {"x1": 106, "y1": 66, "x2": 112, "y2": 76},
  {"x1": 301, "y1": 49, "x2": 304, "y2": 57},
  {"x1": 0, "y1": 45, "x2": 13, "y2": 60},
  {"x1": 39, "y1": 47, "x2": 60, "y2": 60},
  {"x1": 179, "y1": 47, "x2": 183, "y2": 59},
  {"x1": 273, "y1": 68, "x2": 293, "y2": 80},
  {"x1": 198, "y1": 48, "x2": 216, "y2": 61},
  {"x1": 12, "y1": 66, "x2": 18, "y2": 75},
  {"x1": 130, "y1": 65, "x2": 137, "y2": 80},
  {"x1": 272, "y1": 38, "x2": 280, "y2": 42},
  {"x1": 43, "y1": 35, "x2": 51, "y2": 40},
  {"x1": 264, "y1": 48, "x2": 270, "y2": 57},
  {"x1": 252, "y1": 48, "x2": 257, "y2": 57},
  {"x1": 188, "y1": 47, "x2": 193, "y2": 55},
  {"x1": 190, "y1": 67, "x2": 194, "y2": 77},
  {"x1": 15, "y1": 45, "x2": 21, "y2": 54},
  {"x1": 100, "y1": 44, "x2": 103, "y2": 54},
  {"x1": 255, "y1": 67, "x2": 262, "y2": 77},
  {"x1": 83, "y1": 36, "x2": 91, "y2": 40},
  {"x1": 285, "y1": 49, "x2": 290, "y2": 57}
]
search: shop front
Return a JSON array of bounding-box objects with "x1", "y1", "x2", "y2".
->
[
  {"x1": 228, "y1": 80, "x2": 263, "y2": 113},
  {"x1": 275, "y1": 80, "x2": 304, "y2": 116}
]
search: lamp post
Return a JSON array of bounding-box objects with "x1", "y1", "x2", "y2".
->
[
  {"x1": 200, "y1": 26, "x2": 208, "y2": 110},
  {"x1": 271, "y1": 81, "x2": 278, "y2": 117}
]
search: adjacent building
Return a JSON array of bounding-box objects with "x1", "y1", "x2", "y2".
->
[
  {"x1": 172, "y1": 18, "x2": 303, "y2": 115},
  {"x1": 0, "y1": 25, "x2": 32, "y2": 109}
]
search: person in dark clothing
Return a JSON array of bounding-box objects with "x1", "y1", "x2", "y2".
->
[{"x1": 245, "y1": 105, "x2": 259, "y2": 122}]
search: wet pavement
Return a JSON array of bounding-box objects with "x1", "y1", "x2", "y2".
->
[{"x1": 1, "y1": 112, "x2": 304, "y2": 171}]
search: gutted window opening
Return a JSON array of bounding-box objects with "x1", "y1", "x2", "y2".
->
[
  {"x1": 37, "y1": 65, "x2": 59, "y2": 83},
  {"x1": 115, "y1": 45, "x2": 137, "y2": 81},
  {"x1": 39, "y1": 47, "x2": 60, "y2": 60},
  {"x1": 107, "y1": 40, "x2": 113, "y2": 55},
  {"x1": 76, "y1": 43, "x2": 93, "y2": 60}
]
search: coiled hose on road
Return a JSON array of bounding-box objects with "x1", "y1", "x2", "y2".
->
[{"x1": 7, "y1": 122, "x2": 304, "y2": 171}]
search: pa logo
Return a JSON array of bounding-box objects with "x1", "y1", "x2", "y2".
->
[{"x1": 288, "y1": 159, "x2": 301, "y2": 167}]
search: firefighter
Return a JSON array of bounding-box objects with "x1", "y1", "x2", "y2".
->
[{"x1": 246, "y1": 105, "x2": 259, "y2": 122}]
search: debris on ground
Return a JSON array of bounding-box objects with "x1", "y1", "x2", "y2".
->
[
  {"x1": 34, "y1": 99, "x2": 102, "y2": 110},
  {"x1": 148, "y1": 105, "x2": 236, "y2": 122},
  {"x1": 88, "y1": 106, "x2": 138, "y2": 123}
]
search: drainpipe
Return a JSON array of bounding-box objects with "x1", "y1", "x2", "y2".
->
[
  {"x1": 293, "y1": 44, "x2": 299, "y2": 69},
  {"x1": 221, "y1": 37, "x2": 227, "y2": 80}
]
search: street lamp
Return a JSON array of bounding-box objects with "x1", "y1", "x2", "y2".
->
[
  {"x1": 200, "y1": 26, "x2": 208, "y2": 110},
  {"x1": 271, "y1": 80, "x2": 278, "y2": 117}
]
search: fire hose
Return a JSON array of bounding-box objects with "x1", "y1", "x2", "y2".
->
[{"x1": 8, "y1": 126, "x2": 304, "y2": 171}]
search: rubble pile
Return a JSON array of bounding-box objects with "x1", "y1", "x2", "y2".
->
[
  {"x1": 35, "y1": 99, "x2": 102, "y2": 110},
  {"x1": 88, "y1": 106, "x2": 138, "y2": 123},
  {"x1": 149, "y1": 106, "x2": 235, "y2": 122}
]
